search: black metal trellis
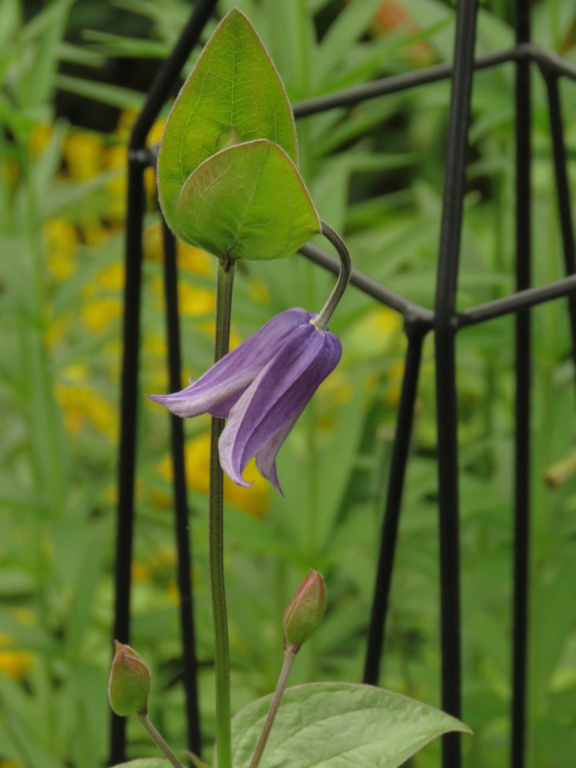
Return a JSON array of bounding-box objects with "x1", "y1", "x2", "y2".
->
[{"x1": 110, "y1": 0, "x2": 576, "y2": 766}]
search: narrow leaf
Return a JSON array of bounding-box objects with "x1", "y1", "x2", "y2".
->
[
  {"x1": 112, "y1": 761, "x2": 171, "y2": 768},
  {"x1": 176, "y1": 139, "x2": 320, "y2": 261}
]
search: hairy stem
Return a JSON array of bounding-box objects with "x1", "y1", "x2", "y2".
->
[
  {"x1": 138, "y1": 713, "x2": 186, "y2": 768},
  {"x1": 249, "y1": 649, "x2": 297, "y2": 768},
  {"x1": 311, "y1": 221, "x2": 352, "y2": 331},
  {"x1": 210, "y1": 258, "x2": 236, "y2": 768}
]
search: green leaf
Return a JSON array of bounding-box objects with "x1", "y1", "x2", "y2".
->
[
  {"x1": 158, "y1": 8, "x2": 297, "y2": 228},
  {"x1": 175, "y1": 139, "x2": 319, "y2": 261},
  {"x1": 55, "y1": 74, "x2": 144, "y2": 109},
  {"x1": 112, "y1": 762, "x2": 171, "y2": 768},
  {"x1": 230, "y1": 683, "x2": 471, "y2": 768}
]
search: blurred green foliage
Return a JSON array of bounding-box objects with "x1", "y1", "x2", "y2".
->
[{"x1": 1, "y1": 1, "x2": 576, "y2": 767}]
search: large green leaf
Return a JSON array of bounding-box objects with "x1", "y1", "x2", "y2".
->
[
  {"x1": 230, "y1": 683, "x2": 471, "y2": 767},
  {"x1": 158, "y1": 8, "x2": 297, "y2": 228},
  {"x1": 175, "y1": 139, "x2": 320, "y2": 261}
]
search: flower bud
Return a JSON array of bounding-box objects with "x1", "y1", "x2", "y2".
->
[
  {"x1": 282, "y1": 570, "x2": 327, "y2": 653},
  {"x1": 108, "y1": 640, "x2": 151, "y2": 716}
]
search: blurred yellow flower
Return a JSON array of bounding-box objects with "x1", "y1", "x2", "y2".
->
[
  {"x1": 178, "y1": 283, "x2": 216, "y2": 317},
  {"x1": 104, "y1": 144, "x2": 127, "y2": 221},
  {"x1": 385, "y1": 359, "x2": 405, "y2": 405},
  {"x1": 28, "y1": 123, "x2": 53, "y2": 157},
  {"x1": 80, "y1": 263, "x2": 124, "y2": 331},
  {"x1": 143, "y1": 221, "x2": 164, "y2": 262},
  {"x1": 64, "y1": 132, "x2": 104, "y2": 181},
  {"x1": 178, "y1": 242, "x2": 213, "y2": 276},
  {"x1": 132, "y1": 562, "x2": 151, "y2": 582},
  {"x1": 157, "y1": 432, "x2": 269, "y2": 517},
  {"x1": 346, "y1": 306, "x2": 403, "y2": 359},
  {"x1": 0, "y1": 633, "x2": 34, "y2": 679},
  {"x1": 54, "y1": 366, "x2": 117, "y2": 438},
  {"x1": 83, "y1": 219, "x2": 113, "y2": 247},
  {"x1": 148, "y1": 117, "x2": 166, "y2": 147},
  {"x1": 318, "y1": 368, "x2": 353, "y2": 406},
  {"x1": 43, "y1": 219, "x2": 78, "y2": 280},
  {"x1": 144, "y1": 221, "x2": 214, "y2": 277},
  {"x1": 247, "y1": 277, "x2": 271, "y2": 305},
  {"x1": 81, "y1": 298, "x2": 122, "y2": 332}
]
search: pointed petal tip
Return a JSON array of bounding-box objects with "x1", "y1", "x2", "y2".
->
[
  {"x1": 226, "y1": 472, "x2": 253, "y2": 490},
  {"x1": 146, "y1": 393, "x2": 166, "y2": 403}
]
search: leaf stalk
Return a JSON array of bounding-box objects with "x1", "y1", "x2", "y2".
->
[{"x1": 311, "y1": 221, "x2": 352, "y2": 331}]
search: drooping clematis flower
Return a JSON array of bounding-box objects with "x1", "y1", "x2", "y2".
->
[{"x1": 148, "y1": 308, "x2": 341, "y2": 494}]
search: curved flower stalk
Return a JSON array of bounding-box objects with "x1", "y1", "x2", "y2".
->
[{"x1": 149, "y1": 308, "x2": 341, "y2": 494}]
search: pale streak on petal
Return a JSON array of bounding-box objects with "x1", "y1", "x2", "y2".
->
[{"x1": 147, "y1": 307, "x2": 311, "y2": 417}]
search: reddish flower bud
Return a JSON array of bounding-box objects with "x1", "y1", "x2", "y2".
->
[
  {"x1": 108, "y1": 640, "x2": 151, "y2": 716},
  {"x1": 282, "y1": 570, "x2": 327, "y2": 653}
]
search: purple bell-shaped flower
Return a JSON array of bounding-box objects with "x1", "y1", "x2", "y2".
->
[{"x1": 149, "y1": 308, "x2": 341, "y2": 494}]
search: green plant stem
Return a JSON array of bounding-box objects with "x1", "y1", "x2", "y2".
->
[
  {"x1": 183, "y1": 750, "x2": 210, "y2": 768},
  {"x1": 138, "y1": 713, "x2": 186, "y2": 768},
  {"x1": 312, "y1": 221, "x2": 352, "y2": 331},
  {"x1": 249, "y1": 649, "x2": 297, "y2": 768},
  {"x1": 210, "y1": 258, "x2": 236, "y2": 768}
]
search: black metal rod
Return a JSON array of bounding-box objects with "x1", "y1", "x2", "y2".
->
[
  {"x1": 161, "y1": 222, "x2": 202, "y2": 756},
  {"x1": 299, "y1": 242, "x2": 434, "y2": 329},
  {"x1": 110, "y1": 0, "x2": 218, "y2": 761},
  {"x1": 457, "y1": 274, "x2": 576, "y2": 328},
  {"x1": 528, "y1": 43, "x2": 576, "y2": 83},
  {"x1": 293, "y1": 46, "x2": 521, "y2": 118},
  {"x1": 130, "y1": 0, "x2": 219, "y2": 150},
  {"x1": 363, "y1": 332, "x2": 425, "y2": 685},
  {"x1": 511, "y1": 0, "x2": 532, "y2": 763},
  {"x1": 110, "y1": 162, "x2": 145, "y2": 766},
  {"x1": 543, "y1": 74, "x2": 576, "y2": 368},
  {"x1": 434, "y1": 0, "x2": 480, "y2": 764}
]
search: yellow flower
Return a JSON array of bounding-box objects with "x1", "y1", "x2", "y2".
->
[
  {"x1": 0, "y1": 633, "x2": 34, "y2": 679},
  {"x1": 385, "y1": 359, "x2": 405, "y2": 405},
  {"x1": 157, "y1": 432, "x2": 269, "y2": 517},
  {"x1": 54, "y1": 366, "x2": 117, "y2": 438},
  {"x1": 346, "y1": 307, "x2": 403, "y2": 359},
  {"x1": 143, "y1": 221, "x2": 164, "y2": 263},
  {"x1": 148, "y1": 117, "x2": 166, "y2": 147},
  {"x1": 178, "y1": 242, "x2": 213, "y2": 276},
  {"x1": 28, "y1": 123, "x2": 53, "y2": 157},
  {"x1": 83, "y1": 219, "x2": 113, "y2": 247},
  {"x1": 64, "y1": 132, "x2": 104, "y2": 181},
  {"x1": 178, "y1": 283, "x2": 216, "y2": 317},
  {"x1": 43, "y1": 218, "x2": 78, "y2": 280},
  {"x1": 81, "y1": 298, "x2": 122, "y2": 332},
  {"x1": 104, "y1": 144, "x2": 127, "y2": 221},
  {"x1": 98, "y1": 262, "x2": 124, "y2": 290},
  {"x1": 318, "y1": 368, "x2": 353, "y2": 406},
  {"x1": 144, "y1": 223, "x2": 214, "y2": 276},
  {"x1": 80, "y1": 262, "x2": 124, "y2": 331},
  {"x1": 132, "y1": 562, "x2": 151, "y2": 582}
]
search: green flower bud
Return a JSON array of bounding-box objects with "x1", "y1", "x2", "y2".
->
[
  {"x1": 282, "y1": 570, "x2": 327, "y2": 653},
  {"x1": 108, "y1": 640, "x2": 151, "y2": 716}
]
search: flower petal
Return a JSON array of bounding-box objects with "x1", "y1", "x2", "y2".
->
[
  {"x1": 219, "y1": 323, "x2": 342, "y2": 488},
  {"x1": 254, "y1": 407, "x2": 304, "y2": 494},
  {"x1": 148, "y1": 307, "x2": 312, "y2": 418}
]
